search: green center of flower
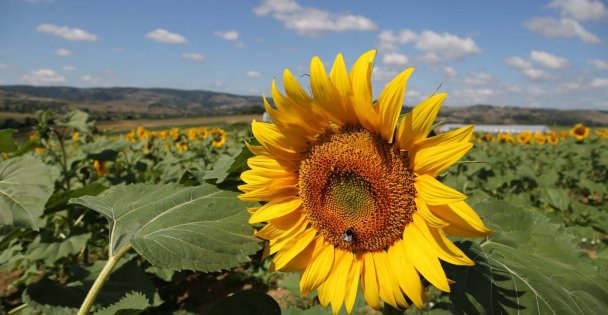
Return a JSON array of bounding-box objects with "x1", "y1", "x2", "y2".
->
[
  {"x1": 298, "y1": 125, "x2": 417, "y2": 252},
  {"x1": 323, "y1": 173, "x2": 375, "y2": 221}
]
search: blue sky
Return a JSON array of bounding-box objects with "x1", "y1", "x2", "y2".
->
[{"x1": 1, "y1": 0, "x2": 607, "y2": 109}]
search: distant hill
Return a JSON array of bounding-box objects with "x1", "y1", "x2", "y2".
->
[{"x1": 1, "y1": 85, "x2": 607, "y2": 127}]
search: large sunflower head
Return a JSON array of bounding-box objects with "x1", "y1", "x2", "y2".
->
[{"x1": 239, "y1": 50, "x2": 493, "y2": 314}]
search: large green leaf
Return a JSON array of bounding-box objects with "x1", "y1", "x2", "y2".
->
[
  {"x1": 94, "y1": 292, "x2": 151, "y2": 315},
  {"x1": 23, "y1": 259, "x2": 158, "y2": 314},
  {"x1": 446, "y1": 199, "x2": 608, "y2": 314},
  {"x1": 70, "y1": 183, "x2": 260, "y2": 272},
  {"x1": 81, "y1": 137, "x2": 131, "y2": 161},
  {"x1": 0, "y1": 156, "x2": 58, "y2": 230},
  {"x1": 27, "y1": 233, "x2": 91, "y2": 265},
  {"x1": 56, "y1": 110, "x2": 92, "y2": 132},
  {"x1": 44, "y1": 183, "x2": 107, "y2": 214}
]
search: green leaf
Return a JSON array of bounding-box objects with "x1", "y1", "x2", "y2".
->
[
  {"x1": 446, "y1": 199, "x2": 608, "y2": 314},
  {"x1": 0, "y1": 156, "x2": 58, "y2": 230},
  {"x1": 69, "y1": 183, "x2": 260, "y2": 272},
  {"x1": 27, "y1": 233, "x2": 91, "y2": 265},
  {"x1": 203, "y1": 154, "x2": 235, "y2": 183},
  {"x1": 44, "y1": 183, "x2": 107, "y2": 214},
  {"x1": 81, "y1": 138, "x2": 131, "y2": 161},
  {"x1": 539, "y1": 186, "x2": 570, "y2": 211},
  {"x1": 203, "y1": 144, "x2": 253, "y2": 184},
  {"x1": 94, "y1": 292, "x2": 151, "y2": 315},
  {"x1": 207, "y1": 290, "x2": 280, "y2": 315},
  {"x1": 0, "y1": 129, "x2": 17, "y2": 153},
  {"x1": 23, "y1": 259, "x2": 158, "y2": 314},
  {"x1": 56, "y1": 110, "x2": 92, "y2": 132}
]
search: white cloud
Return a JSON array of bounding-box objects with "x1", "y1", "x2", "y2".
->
[
  {"x1": 213, "y1": 30, "x2": 239, "y2": 41},
  {"x1": 371, "y1": 66, "x2": 398, "y2": 82},
  {"x1": 589, "y1": 59, "x2": 608, "y2": 70},
  {"x1": 505, "y1": 56, "x2": 550, "y2": 80},
  {"x1": 381, "y1": 52, "x2": 409, "y2": 66},
  {"x1": 235, "y1": 42, "x2": 245, "y2": 48},
  {"x1": 524, "y1": 17, "x2": 601, "y2": 44},
  {"x1": 530, "y1": 50, "x2": 569, "y2": 68},
  {"x1": 453, "y1": 88, "x2": 498, "y2": 104},
  {"x1": 464, "y1": 72, "x2": 492, "y2": 85},
  {"x1": 214, "y1": 81, "x2": 224, "y2": 88},
  {"x1": 443, "y1": 66, "x2": 458, "y2": 77},
  {"x1": 417, "y1": 51, "x2": 442, "y2": 64},
  {"x1": 549, "y1": 0, "x2": 608, "y2": 21},
  {"x1": 254, "y1": 0, "x2": 377, "y2": 36},
  {"x1": 181, "y1": 52, "x2": 204, "y2": 62},
  {"x1": 62, "y1": 65, "x2": 77, "y2": 71},
  {"x1": 36, "y1": 23, "x2": 97, "y2": 41},
  {"x1": 145, "y1": 28, "x2": 187, "y2": 44},
  {"x1": 378, "y1": 29, "x2": 480, "y2": 61},
  {"x1": 22, "y1": 69, "x2": 66, "y2": 85},
  {"x1": 591, "y1": 77, "x2": 608, "y2": 88},
  {"x1": 245, "y1": 70, "x2": 261, "y2": 78},
  {"x1": 55, "y1": 48, "x2": 72, "y2": 57},
  {"x1": 0, "y1": 63, "x2": 8, "y2": 71},
  {"x1": 81, "y1": 74, "x2": 98, "y2": 83}
]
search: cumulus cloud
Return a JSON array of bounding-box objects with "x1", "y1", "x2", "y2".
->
[
  {"x1": 589, "y1": 59, "x2": 608, "y2": 70},
  {"x1": 505, "y1": 56, "x2": 550, "y2": 80},
  {"x1": 443, "y1": 66, "x2": 458, "y2": 77},
  {"x1": 381, "y1": 53, "x2": 409, "y2": 66},
  {"x1": 81, "y1": 74, "x2": 98, "y2": 83},
  {"x1": 529, "y1": 50, "x2": 569, "y2": 68},
  {"x1": 245, "y1": 70, "x2": 261, "y2": 78},
  {"x1": 22, "y1": 69, "x2": 66, "y2": 85},
  {"x1": 453, "y1": 88, "x2": 499, "y2": 105},
  {"x1": 145, "y1": 28, "x2": 187, "y2": 44},
  {"x1": 464, "y1": 72, "x2": 492, "y2": 85},
  {"x1": 591, "y1": 77, "x2": 608, "y2": 88},
  {"x1": 254, "y1": 0, "x2": 377, "y2": 36},
  {"x1": 36, "y1": 23, "x2": 97, "y2": 41},
  {"x1": 378, "y1": 29, "x2": 481, "y2": 61},
  {"x1": 549, "y1": 0, "x2": 608, "y2": 21},
  {"x1": 214, "y1": 30, "x2": 239, "y2": 41},
  {"x1": 55, "y1": 48, "x2": 72, "y2": 57},
  {"x1": 371, "y1": 66, "x2": 398, "y2": 82},
  {"x1": 181, "y1": 52, "x2": 204, "y2": 62},
  {"x1": 524, "y1": 17, "x2": 601, "y2": 44},
  {"x1": 62, "y1": 65, "x2": 77, "y2": 71}
]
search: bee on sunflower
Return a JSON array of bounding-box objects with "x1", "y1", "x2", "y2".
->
[{"x1": 239, "y1": 50, "x2": 493, "y2": 314}]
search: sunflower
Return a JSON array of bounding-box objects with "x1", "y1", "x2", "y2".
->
[
  {"x1": 569, "y1": 123, "x2": 590, "y2": 141},
  {"x1": 93, "y1": 160, "x2": 109, "y2": 176},
  {"x1": 239, "y1": 50, "x2": 493, "y2": 314},
  {"x1": 516, "y1": 130, "x2": 532, "y2": 144}
]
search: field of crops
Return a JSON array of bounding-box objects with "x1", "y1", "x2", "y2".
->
[{"x1": 0, "y1": 109, "x2": 607, "y2": 315}]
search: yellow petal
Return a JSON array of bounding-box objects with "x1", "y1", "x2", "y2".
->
[
  {"x1": 251, "y1": 121, "x2": 304, "y2": 160},
  {"x1": 300, "y1": 239, "x2": 335, "y2": 296},
  {"x1": 273, "y1": 228, "x2": 317, "y2": 270},
  {"x1": 388, "y1": 240, "x2": 424, "y2": 308},
  {"x1": 415, "y1": 197, "x2": 449, "y2": 228},
  {"x1": 254, "y1": 212, "x2": 304, "y2": 240},
  {"x1": 412, "y1": 125, "x2": 474, "y2": 150},
  {"x1": 330, "y1": 53, "x2": 357, "y2": 124},
  {"x1": 397, "y1": 93, "x2": 447, "y2": 152},
  {"x1": 349, "y1": 49, "x2": 376, "y2": 104},
  {"x1": 411, "y1": 142, "x2": 473, "y2": 177},
  {"x1": 247, "y1": 155, "x2": 289, "y2": 171},
  {"x1": 403, "y1": 223, "x2": 450, "y2": 292},
  {"x1": 310, "y1": 56, "x2": 346, "y2": 123},
  {"x1": 350, "y1": 94, "x2": 378, "y2": 132},
  {"x1": 415, "y1": 174, "x2": 467, "y2": 205},
  {"x1": 373, "y1": 250, "x2": 406, "y2": 308},
  {"x1": 278, "y1": 237, "x2": 316, "y2": 272},
  {"x1": 361, "y1": 253, "x2": 380, "y2": 309},
  {"x1": 428, "y1": 226, "x2": 474, "y2": 266},
  {"x1": 430, "y1": 201, "x2": 494, "y2": 237},
  {"x1": 249, "y1": 196, "x2": 302, "y2": 224},
  {"x1": 283, "y1": 68, "x2": 312, "y2": 105},
  {"x1": 344, "y1": 254, "x2": 362, "y2": 314},
  {"x1": 376, "y1": 68, "x2": 414, "y2": 143},
  {"x1": 271, "y1": 80, "x2": 319, "y2": 135},
  {"x1": 326, "y1": 249, "x2": 352, "y2": 314}
]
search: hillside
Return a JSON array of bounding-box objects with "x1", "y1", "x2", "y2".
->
[{"x1": 1, "y1": 85, "x2": 607, "y2": 127}]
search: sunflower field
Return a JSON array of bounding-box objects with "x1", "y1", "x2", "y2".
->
[{"x1": 1, "y1": 52, "x2": 608, "y2": 315}]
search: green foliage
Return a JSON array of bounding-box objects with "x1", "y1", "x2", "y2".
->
[
  {"x1": 0, "y1": 129, "x2": 18, "y2": 153},
  {"x1": 93, "y1": 292, "x2": 151, "y2": 315},
  {"x1": 27, "y1": 232, "x2": 91, "y2": 265},
  {"x1": 444, "y1": 199, "x2": 608, "y2": 314},
  {"x1": 0, "y1": 156, "x2": 58, "y2": 230},
  {"x1": 207, "y1": 290, "x2": 280, "y2": 315},
  {"x1": 70, "y1": 183, "x2": 260, "y2": 271}
]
